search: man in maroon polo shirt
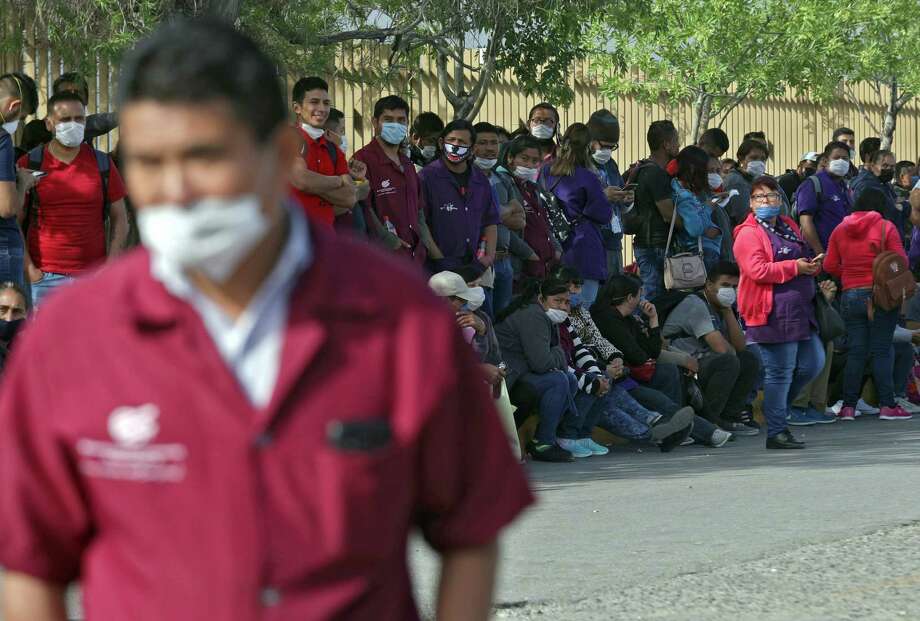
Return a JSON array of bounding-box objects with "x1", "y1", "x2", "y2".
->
[{"x1": 0, "y1": 19, "x2": 533, "y2": 621}]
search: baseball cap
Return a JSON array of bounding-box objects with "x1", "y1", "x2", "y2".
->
[
  {"x1": 428, "y1": 271, "x2": 485, "y2": 308},
  {"x1": 800, "y1": 151, "x2": 819, "y2": 163}
]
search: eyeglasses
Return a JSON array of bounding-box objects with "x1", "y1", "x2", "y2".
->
[
  {"x1": 598, "y1": 143, "x2": 620, "y2": 152},
  {"x1": 751, "y1": 192, "x2": 782, "y2": 202}
]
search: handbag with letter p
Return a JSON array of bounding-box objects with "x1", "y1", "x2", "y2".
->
[{"x1": 663, "y1": 210, "x2": 707, "y2": 291}]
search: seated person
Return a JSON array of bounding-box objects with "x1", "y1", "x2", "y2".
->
[{"x1": 660, "y1": 262, "x2": 761, "y2": 435}]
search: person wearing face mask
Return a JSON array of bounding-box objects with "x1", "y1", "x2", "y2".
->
[
  {"x1": 526, "y1": 102, "x2": 560, "y2": 160},
  {"x1": 0, "y1": 20, "x2": 533, "y2": 621},
  {"x1": 409, "y1": 111, "x2": 444, "y2": 170},
  {"x1": 892, "y1": 160, "x2": 917, "y2": 234},
  {"x1": 324, "y1": 108, "x2": 371, "y2": 236},
  {"x1": 288, "y1": 76, "x2": 356, "y2": 228},
  {"x1": 734, "y1": 177, "x2": 827, "y2": 448},
  {"x1": 419, "y1": 119, "x2": 498, "y2": 278},
  {"x1": 492, "y1": 136, "x2": 559, "y2": 286},
  {"x1": 795, "y1": 141, "x2": 854, "y2": 256},
  {"x1": 16, "y1": 92, "x2": 129, "y2": 307},
  {"x1": 540, "y1": 123, "x2": 612, "y2": 308},
  {"x1": 671, "y1": 146, "x2": 723, "y2": 272},
  {"x1": 851, "y1": 149, "x2": 903, "y2": 240},
  {"x1": 0, "y1": 280, "x2": 28, "y2": 373},
  {"x1": 587, "y1": 109, "x2": 632, "y2": 277},
  {"x1": 777, "y1": 152, "x2": 819, "y2": 202},
  {"x1": 0, "y1": 72, "x2": 38, "y2": 290},
  {"x1": 723, "y1": 137, "x2": 790, "y2": 228}
]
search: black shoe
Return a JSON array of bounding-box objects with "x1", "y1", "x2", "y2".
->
[
  {"x1": 766, "y1": 430, "x2": 805, "y2": 449},
  {"x1": 654, "y1": 407, "x2": 695, "y2": 453},
  {"x1": 527, "y1": 441, "x2": 574, "y2": 462},
  {"x1": 737, "y1": 409, "x2": 761, "y2": 431},
  {"x1": 720, "y1": 420, "x2": 760, "y2": 436}
]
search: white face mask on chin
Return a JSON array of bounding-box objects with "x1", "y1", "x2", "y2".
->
[{"x1": 138, "y1": 194, "x2": 271, "y2": 284}]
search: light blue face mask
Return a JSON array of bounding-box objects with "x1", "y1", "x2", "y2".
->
[
  {"x1": 754, "y1": 205, "x2": 782, "y2": 219},
  {"x1": 569, "y1": 291, "x2": 583, "y2": 309},
  {"x1": 380, "y1": 122, "x2": 408, "y2": 145}
]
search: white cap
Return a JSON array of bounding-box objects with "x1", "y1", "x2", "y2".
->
[
  {"x1": 428, "y1": 271, "x2": 485, "y2": 309},
  {"x1": 800, "y1": 151, "x2": 819, "y2": 163}
]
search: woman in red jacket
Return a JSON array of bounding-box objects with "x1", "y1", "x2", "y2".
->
[
  {"x1": 734, "y1": 177, "x2": 825, "y2": 449},
  {"x1": 824, "y1": 187, "x2": 912, "y2": 421}
]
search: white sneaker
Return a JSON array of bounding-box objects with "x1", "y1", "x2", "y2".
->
[
  {"x1": 557, "y1": 438, "x2": 592, "y2": 458},
  {"x1": 895, "y1": 397, "x2": 920, "y2": 414},
  {"x1": 857, "y1": 399, "x2": 880, "y2": 415},
  {"x1": 709, "y1": 429, "x2": 732, "y2": 448},
  {"x1": 580, "y1": 438, "x2": 610, "y2": 456},
  {"x1": 826, "y1": 400, "x2": 843, "y2": 415}
]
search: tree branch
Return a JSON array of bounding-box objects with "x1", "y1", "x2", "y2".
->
[
  {"x1": 846, "y1": 83, "x2": 881, "y2": 135},
  {"x1": 436, "y1": 51, "x2": 462, "y2": 106},
  {"x1": 714, "y1": 90, "x2": 749, "y2": 128}
]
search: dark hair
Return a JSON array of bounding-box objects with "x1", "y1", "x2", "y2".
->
[
  {"x1": 853, "y1": 187, "x2": 886, "y2": 213},
  {"x1": 47, "y1": 91, "x2": 85, "y2": 115},
  {"x1": 411, "y1": 111, "x2": 444, "y2": 137},
  {"x1": 896, "y1": 160, "x2": 915, "y2": 180},
  {"x1": 473, "y1": 121, "x2": 499, "y2": 137},
  {"x1": 53, "y1": 71, "x2": 89, "y2": 103},
  {"x1": 0, "y1": 72, "x2": 38, "y2": 116},
  {"x1": 502, "y1": 135, "x2": 541, "y2": 169},
  {"x1": 118, "y1": 18, "x2": 286, "y2": 144},
  {"x1": 859, "y1": 137, "x2": 882, "y2": 163},
  {"x1": 647, "y1": 120, "x2": 677, "y2": 151},
  {"x1": 675, "y1": 145, "x2": 710, "y2": 194},
  {"x1": 596, "y1": 274, "x2": 642, "y2": 309},
  {"x1": 832, "y1": 127, "x2": 855, "y2": 141},
  {"x1": 868, "y1": 149, "x2": 894, "y2": 166},
  {"x1": 550, "y1": 265, "x2": 583, "y2": 286},
  {"x1": 373, "y1": 95, "x2": 409, "y2": 119},
  {"x1": 823, "y1": 140, "x2": 851, "y2": 159},
  {"x1": 698, "y1": 128, "x2": 729, "y2": 154},
  {"x1": 495, "y1": 125, "x2": 511, "y2": 140},
  {"x1": 496, "y1": 276, "x2": 568, "y2": 323},
  {"x1": 325, "y1": 108, "x2": 344, "y2": 128},
  {"x1": 750, "y1": 175, "x2": 781, "y2": 194},
  {"x1": 550, "y1": 123, "x2": 592, "y2": 177},
  {"x1": 721, "y1": 158, "x2": 738, "y2": 169},
  {"x1": 707, "y1": 261, "x2": 740, "y2": 282},
  {"x1": 0, "y1": 280, "x2": 29, "y2": 312},
  {"x1": 441, "y1": 119, "x2": 476, "y2": 143},
  {"x1": 528, "y1": 102, "x2": 559, "y2": 124},
  {"x1": 743, "y1": 130, "x2": 766, "y2": 142},
  {"x1": 292, "y1": 76, "x2": 329, "y2": 103},
  {"x1": 737, "y1": 138, "x2": 769, "y2": 162}
]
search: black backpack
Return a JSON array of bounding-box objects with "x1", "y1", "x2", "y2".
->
[
  {"x1": 652, "y1": 289, "x2": 704, "y2": 328},
  {"x1": 537, "y1": 174, "x2": 579, "y2": 246},
  {"x1": 621, "y1": 158, "x2": 654, "y2": 235},
  {"x1": 25, "y1": 144, "x2": 112, "y2": 243}
]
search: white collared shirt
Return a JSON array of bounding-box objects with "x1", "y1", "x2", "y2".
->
[{"x1": 150, "y1": 206, "x2": 311, "y2": 408}]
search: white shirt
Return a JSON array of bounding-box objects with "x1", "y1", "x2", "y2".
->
[{"x1": 150, "y1": 206, "x2": 311, "y2": 408}]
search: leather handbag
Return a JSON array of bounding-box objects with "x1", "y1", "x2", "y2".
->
[
  {"x1": 663, "y1": 209, "x2": 707, "y2": 291},
  {"x1": 814, "y1": 291, "x2": 845, "y2": 343}
]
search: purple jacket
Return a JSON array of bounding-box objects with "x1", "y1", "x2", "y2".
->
[
  {"x1": 910, "y1": 227, "x2": 920, "y2": 271},
  {"x1": 542, "y1": 165, "x2": 613, "y2": 281},
  {"x1": 420, "y1": 158, "x2": 500, "y2": 274}
]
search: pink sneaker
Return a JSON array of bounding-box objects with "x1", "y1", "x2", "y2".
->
[
  {"x1": 880, "y1": 406, "x2": 913, "y2": 421},
  {"x1": 838, "y1": 406, "x2": 857, "y2": 421}
]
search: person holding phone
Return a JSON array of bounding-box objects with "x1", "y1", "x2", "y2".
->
[
  {"x1": 734, "y1": 176, "x2": 826, "y2": 449},
  {"x1": 588, "y1": 109, "x2": 631, "y2": 277}
]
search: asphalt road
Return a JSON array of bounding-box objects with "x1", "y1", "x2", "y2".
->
[{"x1": 410, "y1": 415, "x2": 920, "y2": 620}]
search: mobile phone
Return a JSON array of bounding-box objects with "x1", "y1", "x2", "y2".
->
[
  {"x1": 621, "y1": 183, "x2": 637, "y2": 191},
  {"x1": 31, "y1": 171, "x2": 47, "y2": 178}
]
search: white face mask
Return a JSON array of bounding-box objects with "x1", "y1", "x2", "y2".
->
[
  {"x1": 2, "y1": 119, "x2": 19, "y2": 135},
  {"x1": 592, "y1": 148, "x2": 613, "y2": 165},
  {"x1": 828, "y1": 158, "x2": 850, "y2": 177},
  {"x1": 513, "y1": 165, "x2": 539, "y2": 183},
  {"x1": 717, "y1": 286, "x2": 737, "y2": 307},
  {"x1": 707, "y1": 172, "x2": 723, "y2": 190},
  {"x1": 421, "y1": 145, "x2": 437, "y2": 161},
  {"x1": 339, "y1": 134, "x2": 348, "y2": 152},
  {"x1": 55, "y1": 121, "x2": 85, "y2": 147},
  {"x1": 301, "y1": 122, "x2": 326, "y2": 140},
  {"x1": 138, "y1": 194, "x2": 270, "y2": 284},
  {"x1": 746, "y1": 160, "x2": 767, "y2": 177},
  {"x1": 474, "y1": 157, "x2": 497, "y2": 171},
  {"x1": 545, "y1": 308, "x2": 569, "y2": 324},
  {"x1": 531, "y1": 124, "x2": 554, "y2": 140}
]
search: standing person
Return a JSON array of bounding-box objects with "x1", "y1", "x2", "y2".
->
[
  {"x1": 353, "y1": 95, "x2": 430, "y2": 266},
  {"x1": 0, "y1": 72, "x2": 38, "y2": 289},
  {"x1": 723, "y1": 138, "x2": 779, "y2": 227},
  {"x1": 17, "y1": 92, "x2": 130, "y2": 307},
  {"x1": 734, "y1": 176, "x2": 827, "y2": 449},
  {"x1": 420, "y1": 119, "x2": 498, "y2": 277},
  {"x1": 851, "y1": 150, "x2": 903, "y2": 238},
  {"x1": 833, "y1": 127, "x2": 856, "y2": 157},
  {"x1": 325, "y1": 108, "x2": 370, "y2": 236},
  {"x1": 587, "y1": 109, "x2": 632, "y2": 277},
  {"x1": 526, "y1": 102, "x2": 560, "y2": 159},
  {"x1": 541, "y1": 123, "x2": 612, "y2": 308},
  {"x1": 824, "y1": 187, "x2": 913, "y2": 421},
  {"x1": 631, "y1": 120, "x2": 681, "y2": 301},
  {"x1": 777, "y1": 152, "x2": 819, "y2": 201},
  {"x1": 288, "y1": 76, "x2": 356, "y2": 227},
  {"x1": 671, "y1": 146, "x2": 723, "y2": 271},
  {"x1": 472, "y1": 121, "x2": 510, "y2": 316},
  {"x1": 795, "y1": 141, "x2": 853, "y2": 256},
  {"x1": 409, "y1": 111, "x2": 444, "y2": 170},
  {"x1": 697, "y1": 128, "x2": 730, "y2": 159},
  {"x1": 0, "y1": 20, "x2": 532, "y2": 621}
]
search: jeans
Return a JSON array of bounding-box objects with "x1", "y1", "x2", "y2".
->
[
  {"x1": 792, "y1": 341, "x2": 834, "y2": 411},
  {"x1": 634, "y1": 246, "x2": 666, "y2": 301},
  {"x1": 607, "y1": 248, "x2": 623, "y2": 279},
  {"x1": 892, "y1": 341, "x2": 914, "y2": 398},
  {"x1": 645, "y1": 361, "x2": 684, "y2": 407},
  {"x1": 842, "y1": 288, "x2": 899, "y2": 408},
  {"x1": 0, "y1": 227, "x2": 25, "y2": 289},
  {"x1": 492, "y1": 258, "x2": 514, "y2": 318},
  {"x1": 758, "y1": 334, "x2": 825, "y2": 437},
  {"x1": 566, "y1": 389, "x2": 615, "y2": 439},
  {"x1": 697, "y1": 349, "x2": 762, "y2": 423},
  {"x1": 582, "y1": 279, "x2": 601, "y2": 308},
  {"x1": 628, "y1": 382, "x2": 718, "y2": 445},
  {"x1": 703, "y1": 247, "x2": 720, "y2": 274},
  {"x1": 482, "y1": 287, "x2": 494, "y2": 322},
  {"x1": 519, "y1": 370, "x2": 579, "y2": 445},
  {"x1": 31, "y1": 272, "x2": 74, "y2": 308}
]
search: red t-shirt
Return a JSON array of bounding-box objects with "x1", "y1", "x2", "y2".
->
[
  {"x1": 17, "y1": 145, "x2": 126, "y2": 275},
  {"x1": 290, "y1": 126, "x2": 349, "y2": 227}
]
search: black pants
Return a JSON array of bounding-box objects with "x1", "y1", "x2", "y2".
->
[{"x1": 698, "y1": 350, "x2": 761, "y2": 423}]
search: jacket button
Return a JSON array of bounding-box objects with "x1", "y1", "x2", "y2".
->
[{"x1": 260, "y1": 587, "x2": 281, "y2": 607}]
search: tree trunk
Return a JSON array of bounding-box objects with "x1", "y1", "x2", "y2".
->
[
  {"x1": 207, "y1": 0, "x2": 242, "y2": 23},
  {"x1": 690, "y1": 92, "x2": 713, "y2": 144},
  {"x1": 881, "y1": 79, "x2": 901, "y2": 151}
]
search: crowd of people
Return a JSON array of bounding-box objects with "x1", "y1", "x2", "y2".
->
[{"x1": 1, "y1": 63, "x2": 919, "y2": 464}]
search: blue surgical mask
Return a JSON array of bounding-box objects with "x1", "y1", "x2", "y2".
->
[
  {"x1": 569, "y1": 292, "x2": 583, "y2": 309},
  {"x1": 754, "y1": 205, "x2": 782, "y2": 220},
  {"x1": 380, "y1": 122, "x2": 408, "y2": 145}
]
